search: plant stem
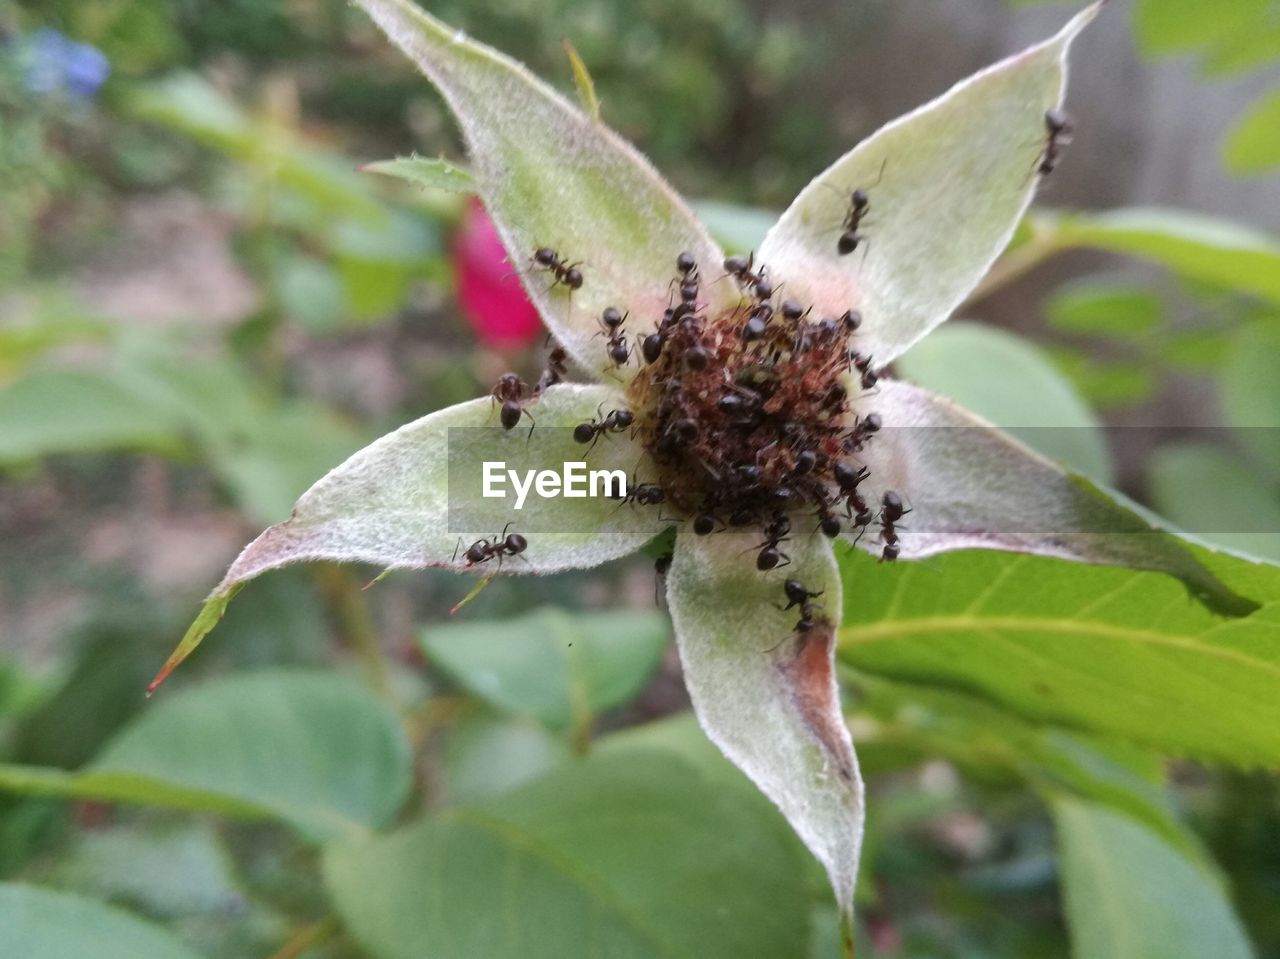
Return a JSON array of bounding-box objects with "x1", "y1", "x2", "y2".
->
[
  {"x1": 840, "y1": 909, "x2": 856, "y2": 959},
  {"x1": 266, "y1": 916, "x2": 340, "y2": 959},
  {"x1": 316, "y1": 565, "x2": 396, "y2": 704}
]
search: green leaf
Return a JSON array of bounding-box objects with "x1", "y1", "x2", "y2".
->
[
  {"x1": 0, "y1": 883, "x2": 206, "y2": 959},
  {"x1": 359, "y1": 154, "x2": 477, "y2": 194},
  {"x1": 1225, "y1": 88, "x2": 1280, "y2": 174},
  {"x1": 167, "y1": 386, "x2": 668, "y2": 682},
  {"x1": 1045, "y1": 279, "x2": 1162, "y2": 337},
  {"x1": 419, "y1": 606, "x2": 669, "y2": 729},
  {"x1": 1049, "y1": 349, "x2": 1157, "y2": 409},
  {"x1": 896, "y1": 321, "x2": 1113, "y2": 481},
  {"x1": 668, "y1": 530, "x2": 860, "y2": 942},
  {"x1": 837, "y1": 546, "x2": 1280, "y2": 766},
  {"x1": 353, "y1": 0, "x2": 729, "y2": 381},
  {"x1": 97, "y1": 670, "x2": 412, "y2": 839},
  {"x1": 0, "y1": 369, "x2": 187, "y2": 466},
  {"x1": 1220, "y1": 320, "x2": 1280, "y2": 474},
  {"x1": 689, "y1": 199, "x2": 776, "y2": 254},
  {"x1": 1149, "y1": 444, "x2": 1280, "y2": 563},
  {"x1": 861, "y1": 380, "x2": 1251, "y2": 616},
  {"x1": 40, "y1": 822, "x2": 245, "y2": 919},
  {"x1": 853, "y1": 678, "x2": 1205, "y2": 861},
  {"x1": 562, "y1": 38, "x2": 601, "y2": 121},
  {"x1": 443, "y1": 711, "x2": 569, "y2": 804},
  {"x1": 1053, "y1": 798, "x2": 1255, "y2": 959},
  {"x1": 324, "y1": 750, "x2": 809, "y2": 959},
  {"x1": 1134, "y1": 0, "x2": 1255, "y2": 56},
  {"x1": 1049, "y1": 208, "x2": 1280, "y2": 304},
  {"x1": 759, "y1": 5, "x2": 1099, "y2": 365},
  {"x1": 128, "y1": 73, "x2": 385, "y2": 225}
]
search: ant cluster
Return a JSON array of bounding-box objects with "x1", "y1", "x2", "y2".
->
[{"x1": 620, "y1": 248, "x2": 905, "y2": 569}]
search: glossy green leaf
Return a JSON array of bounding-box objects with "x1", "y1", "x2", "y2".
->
[
  {"x1": 97, "y1": 670, "x2": 413, "y2": 839},
  {"x1": 0, "y1": 884, "x2": 206, "y2": 959},
  {"x1": 1149, "y1": 444, "x2": 1280, "y2": 563},
  {"x1": 1225, "y1": 88, "x2": 1280, "y2": 174},
  {"x1": 1220, "y1": 320, "x2": 1280, "y2": 474},
  {"x1": 1054, "y1": 798, "x2": 1254, "y2": 959},
  {"x1": 856, "y1": 380, "x2": 1250, "y2": 616},
  {"x1": 837, "y1": 546, "x2": 1280, "y2": 765},
  {"x1": 420, "y1": 606, "x2": 669, "y2": 729},
  {"x1": 0, "y1": 369, "x2": 187, "y2": 465},
  {"x1": 1045, "y1": 280, "x2": 1162, "y2": 337},
  {"x1": 324, "y1": 750, "x2": 809, "y2": 959},
  {"x1": 352, "y1": 0, "x2": 730, "y2": 380},
  {"x1": 896, "y1": 321, "x2": 1112, "y2": 481},
  {"x1": 668, "y1": 530, "x2": 860, "y2": 944},
  {"x1": 853, "y1": 677, "x2": 1204, "y2": 861},
  {"x1": 1049, "y1": 208, "x2": 1280, "y2": 304},
  {"x1": 359, "y1": 154, "x2": 476, "y2": 193},
  {"x1": 759, "y1": 5, "x2": 1098, "y2": 366}
]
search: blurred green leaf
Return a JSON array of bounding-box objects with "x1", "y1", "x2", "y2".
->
[
  {"x1": 274, "y1": 254, "x2": 347, "y2": 334},
  {"x1": 1134, "y1": 0, "x2": 1257, "y2": 58},
  {"x1": 837, "y1": 545, "x2": 1280, "y2": 766},
  {"x1": 690, "y1": 199, "x2": 776, "y2": 254},
  {"x1": 1048, "y1": 209, "x2": 1280, "y2": 304},
  {"x1": 0, "y1": 883, "x2": 206, "y2": 959},
  {"x1": 1159, "y1": 328, "x2": 1234, "y2": 372},
  {"x1": 1225, "y1": 88, "x2": 1280, "y2": 174},
  {"x1": 1149, "y1": 444, "x2": 1280, "y2": 563},
  {"x1": 127, "y1": 73, "x2": 386, "y2": 225},
  {"x1": 93, "y1": 670, "x2": 412, "y2": 839},
  {"x1": 40, "y1": 822, "x2": 245, "y2": 919},
  {"x1": 360, "y1": 154, "x2": 476, "y2": 194},
  {"x1": 419, "y1": 607, "x2": 669, "y2": 730},
  {"x1": 897, "y1": 321, "x2": 1113, "y2": 481},
  {"x1": 1054, "y1": 798, "x2": 1254, "y2": 959},
  {"x1": 0, "y1": 369, "x2": 187, "y2": 466},
  {"x1": 443, "y1": 710, "x2": 570, "y2": 804},
  {"x1": 1048, "y1": 348, "x2": 1157, "y2": 409},
  {"x1": 329, "y1": 213, "x2": 440, "y2": 322},
  {"x1": 1220, "y1": 320, "x2": 1280, "y2": 474},
  {"x1": 1045, "y1": 280, "x2": 1161, "y2": 337},
  {"x1": 324, "y1": 749, "x2": 809, "y2": 959}
]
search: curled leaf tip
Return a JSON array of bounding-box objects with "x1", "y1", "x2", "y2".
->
[
  {"x1": 147, "y1": 585, "x2": 244, "y2": 695},
  {"x1": 562, "y1": 37, "x2": 600, "y2": 120}
]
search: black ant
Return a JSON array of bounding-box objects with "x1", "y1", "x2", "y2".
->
[
  {"x1": 845, "y1": 412, "x2": 882, "y2": 451},
  {"x1": 612, "y1": 481, "x2": 665, "y2": 507},
  {"x1": 491, "y1": 373, "x2": 534, "y2": 436},
  {"x1": 740, "y1": 303, "x2": 773, "y2": 342},
  {"x1": 837, "y1": 189, "x2": 870, "y2": 255},
  {"x1": 454, "y1": 523, "x2": 528, "y2": 568},
  {"x1": 595, "y1": 307, "x2": 632, "y2": 367},
  {"x1": 755, "y1": 513, "x2": 791, "y2": 571},
  {"x1": 878, "y1": 490, "x2": 911, "y2": 562},
  {"x1": 534, "y1": 346, "x2": 568, "y2": 394},
  {"x1": 781, "y1": 578, "x2": 823, "y2": 611},
  {"x1": 834, "y1": 461, "x2": 874, "y2": 526},
  {"x1": 573, "y1": 406, "x2": 634, "y2": 450},
  {"x1": 724, "y1": 253, "x2": 769, "y2": 297},
  {"x1": 675, "y1": 251, "x2": 700, "y2": 304},
  {"x1": 532, "y1": 246, "x2": 583, "y2": 291},
  {"x1": 1039, "y1": 108, "x2": 1073, "y2": 175},
  {"x1": 641, "y1": 331, "x2": 667, "y2": 364}
]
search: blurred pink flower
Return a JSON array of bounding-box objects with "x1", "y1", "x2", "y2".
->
[{"x1": 452, "y1": 197, "x2": 541, "y2": 348}]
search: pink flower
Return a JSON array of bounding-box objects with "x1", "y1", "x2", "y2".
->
[{"x1": 452, "y1": 197, "x2": 541, "y2": 349}]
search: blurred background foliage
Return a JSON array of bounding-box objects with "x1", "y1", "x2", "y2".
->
[{"x1": 0, "y1": 0, "x2": 1278, "y2": 956}]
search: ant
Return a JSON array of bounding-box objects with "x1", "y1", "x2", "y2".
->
[
  {"x1": 491, "y1": 373, "x2": 534, "y2": 436},
  {"x1": 641, "y1": 331, "x2": 666, "y2": 364},
  {"x1": 1039, "y1": 108, "x2": 1073, "y2": 175},
  {"x1": 834, "y1": 461, "x2": 874, "y2": 526},
  {"x1": 878, "y1": 490, "x2": 911, "y2": 562},
  {"x1": 532, "y1": 246, "x2": 583, "y2": 291},
  {"x1": 573, "y1": 406, "x2": 634, "y2": 451},
  {"x1": 612, "y1": 481, "x2": 665, "y2": 507},
  {"x1": 781, "y1": 578, "x2": 823, "y2": 611},
  {"x1": 831, "y1": 159, "x2": 885, "y2": 255},
  {"x1": 534, "y1": 346, "x2": 568, "y2": 395},
  {"x1": 596, "y1": 307, "x2": 632, "y2": 367},
  {"x1": 755, "y1": 513, "x2": 792, "y2": 571},
  {"x1": 675, "y1": 250, "x2": 700, "y2": 303},
  {"x1": 454, "y1": 522, "x2": 528, "y2": 569},
  {"x1": 724, "y1": 253, "x2": 769, "y2": 297},
  {"x1": 845, "y1": 412, "x2": 882, "y2": 451},
  {"x1": 740, "y1": 303, "x2": 773, "y2": 342}
]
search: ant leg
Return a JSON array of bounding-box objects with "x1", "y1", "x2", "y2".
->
[{"x1": 523, "y1": 408, "x2": 537, "y2": 442}]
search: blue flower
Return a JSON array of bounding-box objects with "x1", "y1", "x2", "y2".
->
[{"x1": 21, "y1": 28, "x2": 110, "y2": 99}]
